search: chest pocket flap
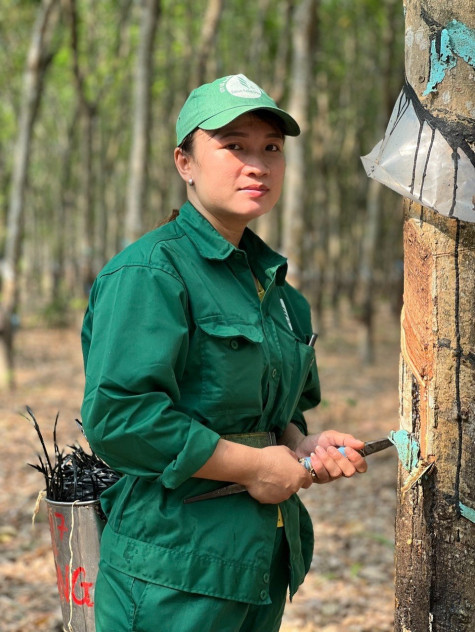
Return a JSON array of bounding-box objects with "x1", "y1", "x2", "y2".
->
[
  {"x1": 194, "y1": 317, "x2": 265, "y2": 416},
  {"x1": 196, "y1": 318, "x2": 263, "y2": 343}
]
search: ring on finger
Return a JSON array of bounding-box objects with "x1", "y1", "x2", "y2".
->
[{"x1": 299, "y1": 456, "x2": 318, "y2": 480}]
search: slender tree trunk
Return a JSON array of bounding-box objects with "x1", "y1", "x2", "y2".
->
[
  {"x1": 80, "y1": 104, "x2": 96, "y2": 294},
  {"x1": 358, "y1": 178, "x2": 381, "y2": 364},
  {"x1": 193, "y1": 0, "x2": 223, "y2": 87},
  {"x1": 282, "y1": 0, "x2": 318, "y2": 289},
  {"x1": 165, "y1": 1, "x2": 223, "y2": 216},
  {"x1": 326, "y1": 172, "x2": 342, "y2": 322},
  {"x1": 65, "y1": 0, "x2": 95, "y2": 294},
  {"x1": 357, "y1": 0, "x2": 400, "y2": 364},
  {"x1": 395, "y1": 1, "x2": 475, "y2": 629},
  {"x1": 248, "y1": 0, "x2": 272, "y2": 81},
  {"x1": 307, "y1": 70, "x2": 330, "y2": 329},
  {"x1": 256, "y1": 0, "x2": 294, "y2": 247},
  {"x1": 271, "y1": 0, "x2": 294, "y2": 104},
  {"x1": 124, "y1": 0, "x2": 161, "y2": 245},
  {"x1": 52, "y1": 110, "x2": 78, "y2": 304},
  {"x1": 0, "y1": 0, "x2": 58, "y2": 389}
]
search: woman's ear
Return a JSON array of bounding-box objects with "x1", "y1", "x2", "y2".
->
[{"x1": 174, "y1": 147, "x2": 192, "y2": 182}]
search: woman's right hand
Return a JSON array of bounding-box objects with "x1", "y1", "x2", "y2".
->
[{"x1": 244, "y1": 445, "x2": 313, "y2": 504}]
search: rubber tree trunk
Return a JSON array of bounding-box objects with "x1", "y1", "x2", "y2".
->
[
  {"x1": 65, "y1": 0, "x2": 101, "y2": 294},
  {"x1": 281, "y1": 0, "x2": 318, "y2": 290},
  {"x1": 395, "y1": 2, "x2": 475, "y2": 628},
  {"x1": 357, "y1": 0, "x2": 400, "y2": 365},
  {"x1": 396, "y1": 202, "x2": 475, "y2": 631},
  {"x1": 358, "y1": 179, "x2": 381, "y2": 365},
  {"x1": 124, "y1": 0, "x2": 161, "y2": 245},
  {"x1": 193, "y1": 0, "x2": 223, "y2": 87},
  {"x1": 0, "y1": 0, "x2": 58, "y2": 389},
  {"x1": 256, "y1": 0, "x2": 293, "y2": 249}
]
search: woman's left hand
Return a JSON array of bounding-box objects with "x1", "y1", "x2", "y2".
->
[{"x1": 295, "y1": 430, "x2": 368, "y2": 484}]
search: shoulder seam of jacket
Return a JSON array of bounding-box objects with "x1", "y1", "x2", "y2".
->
[
  {"x1": 98, "y1": 262, "x2": 186, "y2": 289},
  {"x1": 148, "y1": 230, "x2": 187, "y2": 263}
]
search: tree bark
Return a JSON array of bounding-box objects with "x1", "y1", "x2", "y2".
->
[
  {"x1": 52, "y1": 109, "x2": 78, "y2": 305},
  {"x1": 395, "y1": 1, "x2": 475, "y2": 629},
  {"x1": 281, "y1": 0, "x2": 318, "y2": 289},
  {"x1": 256, "y1": 0, "x2": 294, "y2": 247},
  {"x1": 0, "y1": 0, "x2": 59, "y2": 388},
  {"x1": 357, "y1": 0, "x2": 401, "y2": 364},
  {"x1": 192, "y1": 0, "x2": 223, "y2": 87},
  {"x1": 270, "y1": 0, "x2": 293, "y2": 104},
  {"x1": 358, "y1": 178, "x2": 381, "y2": 364},
  {"x1": 65, "y1": 0, "x2": 98, "y2": 294},
  {"x1": 396, "y1": 202, "x2": 475, "y2": 632},
  {"x1": 124, "y1": 0, "x2": 161, "y2": 245}
]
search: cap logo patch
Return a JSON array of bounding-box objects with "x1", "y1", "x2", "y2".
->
[{"x1": 223, "y1": 74, "x2": 262, "y2": 99}]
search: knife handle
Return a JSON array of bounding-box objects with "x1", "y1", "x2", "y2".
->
[{"x1": 338, "y1": 446, "x2": 364, "y2": 457}]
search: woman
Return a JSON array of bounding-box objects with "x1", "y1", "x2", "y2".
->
[{"x1": 81, "y1": 74, "x2": 367, "y2": 632}]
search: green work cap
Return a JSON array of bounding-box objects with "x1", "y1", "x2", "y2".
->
[{"x1": 176, "y1": 74, "x2": 300, "y2": 146}]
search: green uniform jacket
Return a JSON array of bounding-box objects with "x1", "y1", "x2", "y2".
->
[{"x1": 81, "y1": 202, "x2": 321, "y2": 606}]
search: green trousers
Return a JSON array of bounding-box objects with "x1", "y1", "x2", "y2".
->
[{"x1": 94, "y1": 527, "x2": 289, "y2": 632}]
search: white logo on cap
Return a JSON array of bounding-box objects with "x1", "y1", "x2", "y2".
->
[{"x1": 224, "y1": 74, "x2": 262, "y2": 99}]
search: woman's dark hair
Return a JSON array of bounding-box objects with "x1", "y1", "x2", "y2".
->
[
  {"x1": 251, "y1": 109, "x2": 286, "y2": 138},
  {"x1": 157, "y1": 208, "x2": 180, "y2": 226},
  {"x1": 178, "y1": 130, "x2": 196, "y2": 156}
]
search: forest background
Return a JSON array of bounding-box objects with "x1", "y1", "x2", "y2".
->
[
  {"x1": 1, "y1": 1, "x2": 406, "y2": 630},
  {"x1": 1, "y1": 0, "x2": 405, "y2": 348}
]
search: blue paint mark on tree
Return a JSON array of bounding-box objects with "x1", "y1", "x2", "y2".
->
[
  {"x1": 424, "y1": 20, "x2": 475, "y2": 95},
  {"x1": 388, "y1": 429, "x2": 420, "y2": 472},
  {"x1": 459, "y1": 502, "x2": 475, "y2": 524}
]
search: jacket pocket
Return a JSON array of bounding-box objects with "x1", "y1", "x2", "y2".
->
[
  {"x1": 101, "y1": 475, "x2": 139, "y2": 530},
  {"x1": 195, "y1": 317, "x2": 265, "y2": 414}
]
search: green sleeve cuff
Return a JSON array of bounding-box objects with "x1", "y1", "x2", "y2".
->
[{"x1": 160, "y1": 421, "x2": 221, "y2": 489}]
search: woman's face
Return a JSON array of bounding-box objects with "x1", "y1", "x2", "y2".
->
[{"x1": 175, "y1": 113, "x2": 286, "y2": 239}]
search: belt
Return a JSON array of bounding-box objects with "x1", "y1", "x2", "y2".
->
[
  {"x1": 187, "y1": 430, "x2": 284, "y2": 526},
  {"x1": 184, "y1": 431, "x2": 279, "y2": 505},
  {"x1": 222, "y1": 432, "x2": 277, "y2": 449}
]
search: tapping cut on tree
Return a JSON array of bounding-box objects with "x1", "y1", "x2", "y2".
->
[{"x1": 363, "y1": 2, "x2": 475, "y2": 630}]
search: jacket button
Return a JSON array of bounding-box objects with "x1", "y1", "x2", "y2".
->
[
  {"x1": 263, "y1": 573, "x2": 270, "y2": 583},
  {"x1": 230, "y1": 340, "x2": 239, "y2": 350},
  {"x1": 260, "y1": 590, "x2": 267, "y2": 600},
  {"x1": 271, "y1": 368, "x2": 278, "y2": 379}
]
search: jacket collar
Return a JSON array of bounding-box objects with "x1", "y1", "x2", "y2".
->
[
  {"x1": 176, "y1": 201, "x2": 288, "y2": 285},
  {"x1": 240, "y1": 226, "x2": 288, "y2": 287},
  {"x1": 176, "y1": 201, "x2": 234, "y2": 260}
]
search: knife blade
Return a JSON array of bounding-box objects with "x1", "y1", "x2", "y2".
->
[
  {"x1": 338, "y1": 437, "x2": 394, "y2": 457},
  {"x1": 183, "y1": 483, "x2": 246, "y2": 504}
]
